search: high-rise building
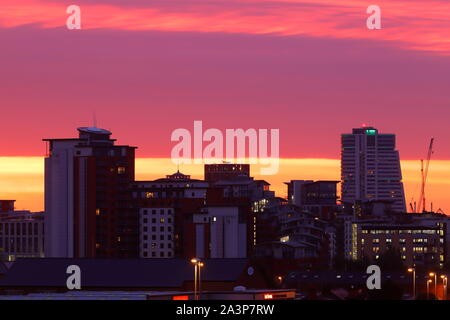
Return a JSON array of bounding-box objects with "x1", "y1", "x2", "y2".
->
[
  {"x1": 44, "y1": 127, "x2": 137, "y2": 258},
  {"x1": 341, "y1": 127, "x2": 406, "y2": 213}
]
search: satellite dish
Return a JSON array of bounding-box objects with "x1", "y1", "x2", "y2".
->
[{"x1": 234, "y1": 286, "x2": 246, "y2": 292}]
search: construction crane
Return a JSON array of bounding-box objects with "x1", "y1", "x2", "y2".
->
[{"x1": 417, "y1": 138, "x2": 434, "y2": 213}]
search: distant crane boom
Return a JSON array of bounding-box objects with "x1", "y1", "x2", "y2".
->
[{"x1": 418, "y1": 138, "x2": 434, "y2": 213}]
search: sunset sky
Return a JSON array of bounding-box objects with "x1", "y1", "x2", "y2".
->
[{"x1": 0, "y1": 0, "x2": 449, "y2": 212}]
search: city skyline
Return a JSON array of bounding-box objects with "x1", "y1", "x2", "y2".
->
[
  {"x1": 2, "y1": 0, "x2": 450, "y2": 303},
  {"x1": 2, "y1": 1, "x2": 450, "y2": 216},
  {"x1": 1, "y1": 125, "x2": 450, "y2": 214}
]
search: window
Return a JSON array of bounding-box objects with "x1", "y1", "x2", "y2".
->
[
  {"x1": 146, "y1": 192, "x2": 155, "y2": 198},
  {"x1": 160, "y1": 218, "x2": 165, "y2": 223},
  {"x1": 117, "y1": 167, "x2": 126, "y2": 174}
]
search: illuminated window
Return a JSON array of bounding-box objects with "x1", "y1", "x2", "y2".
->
[
  {"x1": 117, "y1": 167, "x2": 126, "y2": 174},
  {"x1": 96, "y1": 243, "x2": 100, "y2": 249},
  {"x1": 96, "y1": 209, "x2": 100, "y2": 216},
  {"x1": 146, "y1": 192, "x2": 155, "y2": 199},
  {"x1": 160, "y1": 218, "x2": 165, "y2": 223}
]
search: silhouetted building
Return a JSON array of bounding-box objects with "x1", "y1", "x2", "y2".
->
[
  {"x1": 0, "y1": 200, "x2": 15, "y2": 213},
  {"x1": 285, "y1": 180, "x2": 339, "y2": 220},
  {"x1": 44, "y1": 127, "x2": 137, "y2": 258},
  {"x1": 341, "y1": 127, "x2": 406, "y2": 213},
  {"x1": 132, "y1": 171, "x2": 209, "y2": 259},
  {"x1": 0, "y1": 200, "x2": 44, "y2": 261},
  {"x1": 204, "y1": 163, "x2": 250, "y2": 182}
]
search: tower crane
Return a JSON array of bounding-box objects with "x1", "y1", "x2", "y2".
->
[{"x1": 417, "y1": 138, "x2": 434, "y2": 213}]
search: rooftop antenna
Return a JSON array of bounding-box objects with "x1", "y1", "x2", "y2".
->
[{"x1": 93, "y1": 111, "x2": 97, "y2": 128}]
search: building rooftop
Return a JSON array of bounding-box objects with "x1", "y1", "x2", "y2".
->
[
  {"x1": 77, "y1": 127, "x2": 111, "y2": 135},
  {"x1": 0, "y1": 258, "x2": 249, "y2": 289}
]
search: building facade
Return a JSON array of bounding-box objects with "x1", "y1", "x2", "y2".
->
[
  {"x1": 204, "y1": 163, "x2": 250, "y2": 182},
  {"x1": 0, "y1": 200, "x2": 44, "y2": 261},
  {"x1": 341, "y1": 127, "x2": 406, "y2": 213},
  {"x1": 351, "y1": 221, "x2": 446, "y2": 268},
  {"x1": 44, "y1": 127, "x2": 137, "y2": 258},
  {"x1": 132, "y1": 171, "x2": 209, "y2": 259}
]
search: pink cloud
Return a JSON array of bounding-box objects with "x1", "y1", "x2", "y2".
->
[{"x1": 0, "y1": 0, "x2": 449, "y2": 54}]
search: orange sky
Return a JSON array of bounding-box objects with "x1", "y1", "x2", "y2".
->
[{"x1": 1, "y1": 157, "x2": 449, "y2": 214}]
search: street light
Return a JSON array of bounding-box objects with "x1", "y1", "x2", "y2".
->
[
  {"x1": 441, "y1": 275, "x2": 448, "y2": 300},
  {"x1": 198, "y1": 262, "x2": 204, "y2": 300},
  {"x1": 430, "y1": 272, "x2": 437, "y2": 298},
  {"x1": 427, "y1": 279, "x2": 432, "y2": 300},
  {"x1": 407, "y1": 268, "x2": 415, "y2": 298},
  {"x1": 191, "y1": 258, "x2": 204, "y2": 300}
]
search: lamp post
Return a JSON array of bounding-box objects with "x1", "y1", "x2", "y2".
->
[
  {"x1": 191, "y1": 258, "x2": 204, "y2": 300},
  {"x1": 407, "y1": 268, "x2": 415, "y2": 298},
  {"x1": 430, "y1": 272, "x2": 437, "y2": 298},
  {"x1": 441, "y1": 275, "x2": 448, "y2": 300},
  {"x1": 427, "y1": 279, "x2": 432, "y2": 300},
  {"x1": 191, "y1": 258, "x2": 198, "y2": 300},
  {"x1": 198, "y1": 262, "x2": 204, "y2": 300}
]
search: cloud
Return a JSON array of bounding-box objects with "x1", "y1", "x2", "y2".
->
[{"x1": 0, "y1": 0, "x2": 449, "y2": 54}]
